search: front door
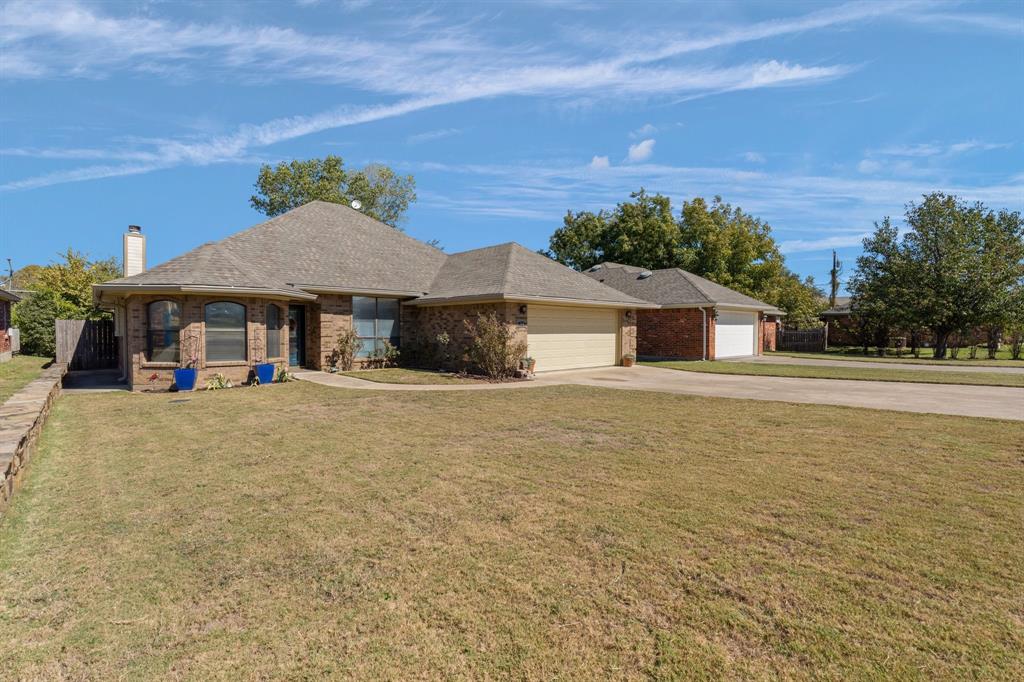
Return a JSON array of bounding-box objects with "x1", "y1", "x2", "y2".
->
[{"x1": 288, "y1": 305, "x2": 306, "y2": 367}]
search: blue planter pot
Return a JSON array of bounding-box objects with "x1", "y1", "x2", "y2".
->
[
  {"x1": 255, "y1": 363, "x2": 275, "y2": 385},
  {"x1": 174, "y1": 367, "x2": 197, "y2": 391}
]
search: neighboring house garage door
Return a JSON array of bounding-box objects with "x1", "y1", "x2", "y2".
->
[
  {"x1": 716, "y1": 310, "x2": 757, "y2": 358},
  {"x1": 528, "y1": 305, "x2": 618, "y2": 372}
]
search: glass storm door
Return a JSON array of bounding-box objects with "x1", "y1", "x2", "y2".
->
[{"x1": 288, "y1": 305, "x2": 305, "y2": 367}]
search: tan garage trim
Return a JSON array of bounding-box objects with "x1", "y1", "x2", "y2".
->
[{"x1": 528, "y1": 304, "x2": 619, "y2": 372}]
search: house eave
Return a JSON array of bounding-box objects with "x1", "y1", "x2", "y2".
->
[
  {"x1": 92, "y1": 283, "x2": 318, "y2": 302},
  {"x1": 407, "y1": 293, "x2": 657, "y2": 309}
]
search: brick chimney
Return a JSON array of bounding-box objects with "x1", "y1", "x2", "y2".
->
[{"x1": 123, "y1": 225, "x2": 146, "y2": 277}]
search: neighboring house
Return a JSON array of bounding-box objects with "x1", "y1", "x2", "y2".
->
[
  {"x1": 0, "y1": 289, "x2": 19, "y2": 363},
  {"x1": 820, "y1": 296, "x2": 858, "y2": 345},
  {"x1": 583, "y1": 263, "x2": 784, "y2": 360},
  {"x1": 93, "y1": 201, "x2": 651, "y2": 390}
]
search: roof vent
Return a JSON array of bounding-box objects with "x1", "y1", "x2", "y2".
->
[
  {"x1": 638, "y1": 269, "x2": 653, "y2": 279},
  {"x1": 587, "y1": 264, "x2": 603, "y2": 272}
]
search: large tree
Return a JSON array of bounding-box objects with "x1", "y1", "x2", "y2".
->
[
  {"x1": 851, "y1": 193, "x2": 1024, "y2": 358},
  {"x1": 13, "y1": 250, "x2": 120, "y2": 356},
  {"x1": 250, "y1": 156, "x2": 416, "y2": 228},
  {"x1": 545, "y1": 190, "x2": 824, "y2": 325}
]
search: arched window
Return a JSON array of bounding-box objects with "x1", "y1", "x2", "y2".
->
[
  {"x1": 265, "y1": 304, "x2": 282, "y2": 359},
  {"x1": 147, "y1": 300, "x2": 181, "y2": 363},
  {"x1": 205, "y1": 301, "x2": 246, "y2": 362}
]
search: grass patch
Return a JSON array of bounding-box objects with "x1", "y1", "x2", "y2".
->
[
  {"x1": 0, "y1": 355, "x2": 50, "y2": 403},
  {"x1": 774, "y1": 348, "x2": 1022, "y2": 366},
  {"x1": 1, "y1": 384, "x2": 1022, "y2": 678},
  {"x1": 340, "y1": 367, "x2": 479, "y2": 384},
  {"x1": 646, "y1": 359, "x2": 1024, "y2": 387}
]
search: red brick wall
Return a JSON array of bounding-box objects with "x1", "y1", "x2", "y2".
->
[
  {"x1": 402, "y1": 302, "x2": 526, "y2": 370},
  {"x1": 762, "y1": 318, "x2": 778, "y2": 351},
  {"x1": 125, "y1": 294, "x2": 288, "y2": 391},
  {"x1": 637, "y1": 307, "x2": 714, "y2": 360}
]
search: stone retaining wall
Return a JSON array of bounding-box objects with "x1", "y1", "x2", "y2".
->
[{"x1": 0, "y1": 363, "x2": 67, "y2": 515}]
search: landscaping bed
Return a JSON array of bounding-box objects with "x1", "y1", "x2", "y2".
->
[
  {"x1": 339, "y1": 368, "x2": 483, "y2": 385},
  {"x1": 645, "y1": 359, "x2": 1024, "y2": 387},
  {"x1": 1, "y1": 383, "x2": 1021, "y2": 678}
]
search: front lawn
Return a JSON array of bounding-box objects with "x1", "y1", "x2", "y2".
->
[
  {"x1": 340, "y1": 367, "x2": 479, "y2": 384},
  {"x1": 2, "y1": 383, "x2": 1022, "y2": 678},
  {"x1": 773, "y1": 348, "x2": 1021, "y2": 366},
  {"x1": 645, "y1": 359, "x2": 1024, "y2": 387},
  {"x1": 0, "y1": 355, "x2": 50, "y2": 403}
]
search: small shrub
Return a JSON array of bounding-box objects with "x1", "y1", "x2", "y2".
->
[
  {"x1": 275, "y1": 366, "x2": 294, "y2": 382},
  {"x1": 205, "y1": 373, "x2": 232, "y2": 390},
  {"x1": 463, "y1": 312, "x2": 527, "y2": 380},
  {"x1": 328, "y1": 328, "x2": 362, "y2": 371},
  {"x1": 1008, "y1": 327, "x2": 1024, "y2": 360},
  {"x1": 365, "y1": 340, "x2": 400, "y2": 369}
]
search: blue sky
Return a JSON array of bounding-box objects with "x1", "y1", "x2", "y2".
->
[{"x1": 1, "y1": 0, "x2": 1021, "y2": 293}]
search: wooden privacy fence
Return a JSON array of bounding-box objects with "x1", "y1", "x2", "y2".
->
[
  {"x1": 55, "y1": 319, "x2": 118, "y2": 370},
  {"x1": 776, "y1": 327, "x2": 826, "y2": 353}
]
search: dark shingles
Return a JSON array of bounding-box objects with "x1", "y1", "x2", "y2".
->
[
  {"x1": 415, "y1": 243, "x2": 649, "y2": 305},
  {"x1": 585, "y1": 262, "x2": 776, "y2": 309},
  {"x1": 103, "y1": 203, "x2": 645, "y2": 306}
]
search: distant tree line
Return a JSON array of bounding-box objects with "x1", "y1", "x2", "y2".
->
[
  {"x1": 544, "y1": 190, "x2": 825, "y2": 326},
  {"x1": 848, "y1": 192, "x2": 1024, "y2": 359}
]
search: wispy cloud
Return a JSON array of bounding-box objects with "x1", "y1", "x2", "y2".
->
[
  {"x1": 873, "y1": 140, "x2": 1012, "y2": 158},
  {"x1": 398, "y1": 158, "x2": 1024, "y2": 253},
  {"x1": 626, "y1": 139, "x2": 655, "y2": 163},
  {"x1": 629, "y1": 123, "x2": 657, "y2": 139},
  {"x1": 778, "y1": 233, "x2": 871, "y2": 254},
  {"x1": 406, "y1": 128, "x2": 461, "y2": 144},
  {"x1": 589, "y1": 155, "x2": 610, "y2": 170},
  {"x1": 743, "y1": 151, "x2": 766, "y2": 164},
  {"x1": 1, "y1": 0, "x2": 869, "y2": 192}
]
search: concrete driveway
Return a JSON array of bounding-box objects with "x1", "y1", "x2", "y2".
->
[
  {"x1": 532, "y1": 366, "x2": 1024, "y2": 421},
  {"x1": 734, "y1": 354, "x2": 1024, "y2": 374},
  {"x1": 297, "y1": 366, "x2": 1024, "y2": 421}
]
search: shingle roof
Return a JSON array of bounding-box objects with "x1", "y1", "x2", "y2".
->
[
  {"x1": 413, "y1": 243, "x2": 650, "y2": 306},
  {"x1": 100, "y1": 202, "x2": 646, "y2": 307},
  {"x1": 821, "y1": 296, "x2": 852, "y2": 316},
  {"x1": 585, "y1": 262, "x2": 776, "y2": 310},
  {"x1": 219, "y1": 201, "x2": 447, "y2": 294}
]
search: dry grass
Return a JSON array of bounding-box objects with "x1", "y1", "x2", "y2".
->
[
  {"x1": 340, "y1": 368, "x2": 479, "y2": 384},
  {"x1": 0, "y1": 355, "x2": 50, "y2": 403},
  {"x1": 646, "y1": 359, "x2": 1024, "y2": 387},
  {"x1": 1, "y1": 382, "x2": 1022, "y2": 679}
]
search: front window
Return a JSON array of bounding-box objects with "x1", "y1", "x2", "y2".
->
[
  {"x1": 353, "y1": 296, "x2": 399, "y2": 357},
  {"x1": 266, "y1": 304, "x2": 282, "y2": 359},
  {"x1": 147, "y1": 300, "x2": 181, "y2": 362},
  {"x1": 205, "y1": 301, "x2": 246, "y2": 362}
]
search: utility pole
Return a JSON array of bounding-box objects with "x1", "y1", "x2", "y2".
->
[
  {"x1": 5, "y1": 258, "x2": 12, "y2": 291},
  {"x1": 828, "y1": 250, "x2": 842, "y2": 309}
]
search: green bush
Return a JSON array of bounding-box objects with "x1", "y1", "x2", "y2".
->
[
  {"x1": 12, "y1": 293, "x2": 59, "y2": 357},
  {"x1": 463, "y1": 312, "x2": 527, "y2": 380}
]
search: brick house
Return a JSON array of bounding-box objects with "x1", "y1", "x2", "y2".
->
[
  {"x1": 583, "y1": 263, "x2": 784, "y2": 360},
  {"x1": 0, "y1": 289, "x2": 18, "y2": 363},
  {"x1": 93, "y1": 202, "x2": 651, "y2": 390}
]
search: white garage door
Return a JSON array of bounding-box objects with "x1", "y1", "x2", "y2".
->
[
  {"x1": 716, "y1": 310, "x2": 757, "y2": 358},
  {"x1": 528, "y1": 305, "x2": 618, "y2": 372}
]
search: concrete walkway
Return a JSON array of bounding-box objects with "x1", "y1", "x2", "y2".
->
[
  {"x1": 296, "y1": 366, "x2": 1024, "y2": 421},
  {"x1": 740, "y1": 354, "x2": 1024, "y2": 374}
]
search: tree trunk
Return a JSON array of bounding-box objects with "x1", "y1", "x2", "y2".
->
[
  {"x1": 987, "y1": 326, "x2": 1001, "y2": 360},
  {"x1": 933, "y1": 329, "x2": 951, "y2": 359}
]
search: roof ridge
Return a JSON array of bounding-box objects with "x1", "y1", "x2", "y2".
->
[
  {"x1": 499, "y1": 242, "x2": 517, "y2": 293},
  {"x1": 676, "y1": 269, "x2": 716, "y2": 303}
]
